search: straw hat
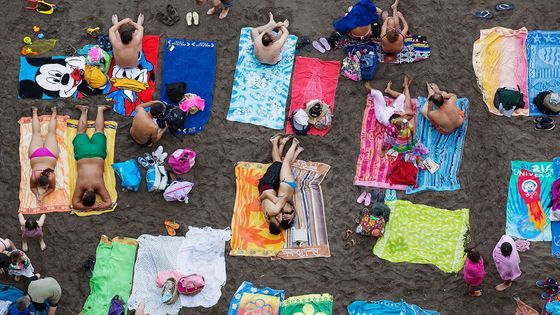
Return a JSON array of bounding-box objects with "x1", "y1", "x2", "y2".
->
[{"x1": 304, "y1": 99, "x2": 328, "y2": 124}]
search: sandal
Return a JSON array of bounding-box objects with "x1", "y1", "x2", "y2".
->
[
  {"x1": 474, "y1": 10, "x2": 494, "y2": 19},
  {"x1": 165, "y1": 219, "x2": 180, "y2": 230},
  {"x1": 137, "y1": 156, "x2": 149, "y2": 168},
  {"x1": 166, "y1": 4, "x2": 179, "y2": 16},
  {"x1": 343, "y1": 229, "x2": 353, "y2": 241},
  {"x1": 344, "y1": 239, "x2": 356, "y2": 249},
  {"x1": 83, "y1": 255, "x2": 96, "y2": 278},
  {"x1": 156, "y1": 12, "x2": 177, "y2": 26}
]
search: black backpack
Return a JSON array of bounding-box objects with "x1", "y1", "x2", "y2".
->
[
  {"x1": 157, "y1": 103, "x2": 185, "y2": 134},
  {"x1": 493, "y1": 86, "x2": 525, "y2": 111}
]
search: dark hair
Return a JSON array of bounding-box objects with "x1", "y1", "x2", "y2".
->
[
  {"x1": 429, "y1": 93, "x2": 444, "y2": 107},
  {"x1": 269, "y1": 221, "x2": 281, "y2": 235},
  {"x1": 82, "y1": 190, "x2": 96, "y2": 207},
  {"x1": 150, "y1": 102, "x2": 164, "y2": 117},
  {"x1": 500, "y1": 242, "x2": 513, "y2": 257},
  {"x1": 25, "y1": 218, "x2": 38, "y2": 231},
  {"x1": 119, "y1": 26, "x2": 134, "y2": 45},
  {"x1": 262, "y1": 33, "x2": 273, "y2": 46},
  {"x1": 280, "y1": 218, "x2": 294, "y2": 229},
  {"x1": 465, "y1": 249, "x2": 481, "y2": 263},
  {"x1": 38, "y1": 168, "x2": 53, "y2": 187},
  {"x1": 16, "y1": 296, "x2": 31, "y2": 312},
  {"x1": 0, "y1": 253, "x2": 10, "y2": 269},
  {"x1": 386, "y1": 29, "x2": 399, "y2": 43},
  {"x1": 10, "y1": 251, "x2": 22, "y2": 264}
]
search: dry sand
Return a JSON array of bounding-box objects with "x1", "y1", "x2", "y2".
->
[{"x1": 1, "y1": 0, "x2": 560, "y2": 314}]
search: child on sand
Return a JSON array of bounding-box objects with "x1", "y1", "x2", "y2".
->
[
  {"x1": 19, "y1": 213, "x2": 47, "y2": 251},
  {"x1": 0, "y1": 236, "x2": 16, "y2": 252},
  {"x1": 493, "y1": 234, "x2": 521, "y2": 291},
  {"x1": 196, "y1": 0, "x2": 233, "y2": 19},
  {"x1": 8, "y1": 249, "x2": 37, "y2": 281},
  {"x1": 463, "y1": 248, "x2": 486, "y2": 296}
]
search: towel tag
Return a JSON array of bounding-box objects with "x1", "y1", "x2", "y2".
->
[
  {"x1": 423, "y1": 157, "x2": 440, "y2": 174},
  {"x1": 292, "y1": 229, "x2": 308, "y2": 242},
  {"x1": 386, "y1": 149, "x2": 398, "y2": 157}
]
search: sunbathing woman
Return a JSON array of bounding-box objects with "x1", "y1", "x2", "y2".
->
[
  {"x1": 380, "y1": 0, "x2": 408, "y2": 54},
  {"x1": 29, "y1": 106, "x2": 59, "y2": 204},
  {"x1": 258, "y1": 135, "x2": 302, "y2": 235}
]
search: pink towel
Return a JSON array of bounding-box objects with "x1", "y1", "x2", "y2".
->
[
  {"x1": 463, "y1": 257, "x2": 486, "y2": 287},
  {"x1": 493, "y1": 235, "x2": 522, "y2": 281}
]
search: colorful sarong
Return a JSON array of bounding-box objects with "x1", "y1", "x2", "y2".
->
[
  {"x1": 373, "y1": 200, "x2": 469, "y2": 273},
  {"x1": 375, "y1": 35, "x2": 431, "y2": 64},
  {"x1": 18, "y1": 115, "x2": 71, "y2": 214},
  {"x1": 228, "y1": 281, "x2": 284, "y2": 315},
  {"x1": 281, "y1": 294, "x2": 333, "y2": 315},
  {"x1": 227, "y1": 27, "x2": 297, "y2": 130},
  {"x1": 407, "y1": 97, "x2": 469, "y2": 193},
  {"x1": 106, "y1": 35, "x2": 160, "y2": 116},
  {"x1": 348, "y1": 299, "x2": 440, "y2": 315},
  {"x1": 506, "y1": 161, "x2": 554, "y2": 241},
  {"x1": 285, "y1": 57, "x2": 340, "y2": 136},
  {"x1": 472, "y1": 27, "x2": 529, "y2": 116}
]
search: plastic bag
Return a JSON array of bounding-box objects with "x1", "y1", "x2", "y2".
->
[
  {"x1": 163, "y1": 180, "x2": 194, "y2": 203},
  {"x1": 112, "y1": 159, "x2": 141, "y2": 192},
  {"x1": 147, "y1": 164, "x2": 168, "y2": 192},
  {"x1": 168, "y1": 148, "x2": 196, "y2": 174}
]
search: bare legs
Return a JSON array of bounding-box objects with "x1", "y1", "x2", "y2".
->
[
  {"x1": 18, "y1": 213, "x2": 28, "y2": 252},
  {"x1": 270, "y1": 135, "x2": 282, "y2": 162},
  {"x1": 75, "y1": 105, "x2": 89, "y2": 134},
  {"x1": 279, "y1": 138, "x2": 302, "y2": 183},
  {"x1": 45, "y1": 107, "x2": 59, "y2": 157},
  {"x1": 95, "y1": 106, "x2": 111, "y2": 133},
  {"x1": 496, "y1": 280, "x2": 512, "y2": 291},
  {"x1": 29, "y1": 107, "x2": 43, "y2": 158},
  {"x1": 402, "y1": 74, "x2": 413, "y2": 113},
  {"x1": 207, "y1": 0, "x2": 230, "y2": 19}
]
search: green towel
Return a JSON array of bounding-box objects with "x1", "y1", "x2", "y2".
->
[
  {"x1": 81, "y1": 236, "x2": 138, "y2": 315},
  {"x1": 373, "y1": 200, "x2": 469, "y2": 273},
  {"x1": 281, "y1": 293, "x2": 333, "y2": 315}
]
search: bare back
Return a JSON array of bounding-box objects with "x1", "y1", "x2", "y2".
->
[
  {"x1": 253, "y1": 40, "x2": 282, "y2": 65},
  {"x1": 74, "y1": 158, "x2": 106, "y2": 198},
  {"x1": 428, "y1": 98, "x2": 465, "y2": 134},
  {"x1": 130, "y1": 108, "x2": 157, "y2": 144},
  {"x1": 112, "y1": 40, "x2": 142, "y2": 68}
]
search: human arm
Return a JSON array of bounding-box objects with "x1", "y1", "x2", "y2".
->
[
  {"x1": 138, "y1": 100, "x2": 162, "y2": 109},
  {"x1": 130, "y1": 21, "x2": 144, "y2": 42},
  {"x1": 48, "y1": 306, "x2": 57, "y2": 315},
  {"x1": 150, "y1": 123, "x2": 168, "y2": 146},
  {"x1": 271, "y1": 25, "x2": 290, "y2": 49},
  {"x1": 396, "y1": 12, "x2": 408, "y2": 35},
  {"x1": 109, "y1": 18, "x2": 132, "y2": 41},
  {"x1": 95, "y1": 185, "x2": 113, "y2": 210},
  {"x1": 71, "y1": 186, "x2": 87, "y2": 210}
]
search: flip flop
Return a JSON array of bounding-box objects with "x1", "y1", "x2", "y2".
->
[
  {"x1": 343, "y1": 229, "x2": 353, "y2": 241},
  {"x1": 312, "y1": 41, "x2": 326, "y2": 53},
  {"x1": 344, "y1": 239, "x2": 356, "y2": 249},
  {"x1": 186, "y1": 12, "x2": 193, "y2": 26},
  {"x1": 157, "y1": 12, "x2": 178, "y2": 26},
  {"x1": 495, "y1": 3, "x2": 514, "y2": 11},
  {"x1": 83, "y1": 255, "x2": 95, "y2": 278},
  {"x1": 164, "y1": 219, "x2": 180, "y2": 230},
  {"x1": 536, "y1": 122, "x2": 555, "y2": 130},
  {"x1": 137, "y1": 156, "x2": 149, "y2": 168},
  {"x1": 319, "y1": 37, "x2": 331, "y2": 51},
  {"x1": 193, "y1": 12, "x2": 199, "y2": 26},
  {"x1": 164, "y1": 220, "x2": 179, "y2": 236},
  {"x1": 296, "y1": 36, "x2": 312, "y2": 52},
  {"x1": 364, "y1": 192, "x2": 372, "y2": 207},
  {"x1": 474, "y1": 10, "x2": 494, "y2": 19},
  {"x1": 535, "y1": 117, "x2": 554, "y2": 125},
  {"x1": 357, "y1": 191, "x2": 367, "y2": 204}
]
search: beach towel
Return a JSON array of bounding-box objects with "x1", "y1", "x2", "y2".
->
[
  {"x1": 333, "y1": 0, "x2": 379, "y2": 34},
  {"x1": 160, "y1": 38, "x2": 217, "y2": 135},
  {"x1": 18, "y1": 115, "x2": 71, "y2": 214},
  {"x1": 227, "y1": 27, "x2": 297, "y2": 130},
  {"x1": 375, "y1": 35, "x2": 431, "y2": 64},
  {"x1": 106, "y1": 35, "x2": 159, "y2": 117},
  {"x1": 373, "y1": 200, "x2": 469, "y2": 273},
  {"x1": 285, "y1": 57, "x2": 340, "y2": 136},
  {"x1": 67, "y1": 119, "x2": 118, "y2": 216},
  {"x1": 526, "y1": 30, "x2": 560, "y2": 116},
  {"x1": 281, "y1": 293, "x2": 333, "y2": 315},
  {"x1": 230, "y1": 162, "x2": 286, "y2": 257},
  {"x1": 473, "y1": 27, "x2": 529, "y2": 116},
  {"x1": 406, "y1": 97, "x2": 469, "y2": 194},
  {"x1": 0, "y1": 283, "x2": 42, "y2": 314},
  {"x1": 19, "y1": 56, "x2": 109, "y2": 99},
  {"x1": 553, "y1": 222, "x2": 560, "y2": 258},
  {"x1": 506, "y1": 161, "x2": 554, "y2": 241},
  {"x1": 354, "y1": 94, "x2": 417, "y2": 190},
  {"x1": 276, "y1": 160, "x2": 331, "y2": 259},
  {"x1": 81, "y1": 236, "x2": 138, "y2": 315},
  {"x1": 227, "y1": 281, "x2": 284, "y2": 315},
  {"x1": 348, "y1": 299, "x2": 440, "y2": 315}
]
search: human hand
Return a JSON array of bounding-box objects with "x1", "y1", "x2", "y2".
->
[{"x1": 396, "y1": 11, "x2": 403, "y2": 18}]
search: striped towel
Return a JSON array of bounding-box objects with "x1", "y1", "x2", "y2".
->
[
  {"x1": 276, "y1": 160, "x2": 331, "y2": 259},
  {"x1": 18, "y1": 115, "x2": 71, "y2": 214},
  {"x1": 376, "y1": 35, "x2": 431, "y2": 64},
  {"x1": 406, "y1": 97, "x2": 469, "y2": 194},
  {"x1": 354, "y1": 94, "x2": 416, "y2": 190}
]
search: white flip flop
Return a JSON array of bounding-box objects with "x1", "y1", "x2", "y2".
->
[
  {"x1": 186, "y1": 12, "x2": 193, "y2": 26},
  {"x1": 193, "y1": 12, "x2": 199, "y2": 26}
]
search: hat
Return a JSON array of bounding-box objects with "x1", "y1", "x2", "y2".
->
[
  {"x1": 304, "y1": 99, "x2": 328, "y2": 124},
  {"x1": 544, "y1": 93, "x2": 560, "y2": 113},
  {"x1": 314, "y1": 106, "x2": 332, "y2": 130},
  {"x1": 291, "y1": 109, "x2": 310, "y2": 135},
  {"x1": 83, "y1": 65, "x2": 107, "y2": 89}
]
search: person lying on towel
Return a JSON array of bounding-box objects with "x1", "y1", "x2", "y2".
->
[
  {"x1": 71, "y1": 105, "x2": 113, "y2": 212},
  {"x1": 109, "y1": 14, "x2": 144, "y2": 68},
  {"x1": 29, "y1": 106, "x2": 59, "y2": 204},
  {"x1": 130, "y1": 101, "x2": 168, "y2": 147},
  {"x1": 251, "y1": 12, "x2": 290, "y2": 65},
  {"x1": 422, "y1": 83, "x2": 464, "y2": 135},
  {"x1": 380, "y1": 0, "x2": 408, "y2": 54},
  {"x1": 258, "y1": 135, "x2": 302, "y2": 235}
]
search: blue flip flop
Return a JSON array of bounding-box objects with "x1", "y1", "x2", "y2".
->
[
  {"x1": 496, "y1": 3, "x2": 514, "y2": 11},
  {"x1": 474, "y1": 10, "x2": 494, "y2": 19}
]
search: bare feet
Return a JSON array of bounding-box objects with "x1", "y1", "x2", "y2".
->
[
  {"x1": 469, "y1": 290, "x2": 482, "y2": 297},
  {"x1": 31, "y1": 106, "x2": 38, "y2": 114},
  {"x1": 282, "y1": 19, "x2": 290, "y2": 28},
  {"x1": 294, "y1": 146, "x2": 304, "y2": 156},
  {"x1": 22, "y1": 240, "x2": 28, "y2": 252},
  {"x1": 495, "y1": 282, "x2": 512, "y2": 291},
  {"x1": 291, "y1": 137, "x2": 300, "y2": 146},
  {"x1": 384, "y1": 80, "x2": 393, "y2": 93},
  {"x1": 279, "y1": 135, "x2": 292, "y2": 147},
  {"x1": 219, "y1": 7, "x2": 229, "y2": 19},
  {"x1": 403, "y1": 74, "x2": 413, "y2": 88},
  {"x1": 391, "y1": 0, "x2": 400, "y2": 11},
  {"x1": 98, "y1": 105, "x2": 112, "y2": 111},
  {"x1": 40, "y1": 240, "x2": 46, "y2": 251},
  {"x1": 364, "y1": 81, "x2": 373, "y2": 92},
  {"x1": 50, "y1": 106, "x2": 58, "y2": 114},
  {"x1": 270, "y1": 133, "x2": 283, "y2": 143},
  {"x1": 268, "y1": 12, "x2": 275, "y2": 23},
  {"x1": 75, "y1": 105, "x2": 89, "y2": 112},
  {"x1": 137, "y1": 13, "x2": 145, "y2": 26},
  {"x1": 207, "y1": 7, "x2": 217, "y2": 15},
  {"x1": 111, "y1": 14, "x2": 118, "y2": 25}
]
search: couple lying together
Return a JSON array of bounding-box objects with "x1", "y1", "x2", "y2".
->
[{"x1": 258, "y1": 135, "x2": 303, "y2": 235}]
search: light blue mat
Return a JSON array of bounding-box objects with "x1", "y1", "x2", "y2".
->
[{"x1": 527, "y1": 30, "x2": 560, "y2": 116}]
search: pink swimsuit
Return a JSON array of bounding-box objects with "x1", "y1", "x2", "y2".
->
[
  {"x1": 30, "y1": 147, "x2": 56, "y2": 159},
  {"x1": 22, "y1": 227, "x2": 43, "y2": 239}
]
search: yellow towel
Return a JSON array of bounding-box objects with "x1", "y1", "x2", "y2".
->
[
  {"x1": 18, "y1": 115, "x2": 71, "y2": 214},
  {"x1": 67, "y1": 119, "x2": 118, "y2": 216}
]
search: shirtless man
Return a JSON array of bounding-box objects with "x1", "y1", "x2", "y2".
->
[
  {"x1": 258, "y1": 135, "x2": 302, "y2": 235},
  {"x1": 109, "y1": 14, "x2": 144, "y2": 68},
  {"x1": 251, "y1": 13, "x2": 290, "y2": 65},
  {"x1": 380, "y1": 0, "x2": 408, "y2": 54},
  {"x1": 130, "y1": 101, "x2": 167, "y2": 147},
  {"x1": 422, "y1": 83, "x2": 465, "y2": 134},
  {"x1": 71, "y1": 105, "x2": 113, "y2": 211}
]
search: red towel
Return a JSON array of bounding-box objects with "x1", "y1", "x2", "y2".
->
[{"x1": 285, "y1": 57, "x2": 340, "y2": 136}]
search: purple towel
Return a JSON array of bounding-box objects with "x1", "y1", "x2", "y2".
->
[{"x1": 333, "y1": 0, "x2": 379, "y2": 34}]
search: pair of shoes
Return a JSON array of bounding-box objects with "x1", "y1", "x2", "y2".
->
[
  {"x1": 165, "y1": 220, "x2": 180, "y2": 236},
  {"x1": 157, "y1": 5, "x2": 181, "y2": 26},
  {"x1": 474, "y1": 3, "x2": 514, "y2": 19},
  {"x1": 186, "y1": 12, "x2": 200, "y2": 26},
  {"x1": 138, "y1": 146, "x2": 168, "y2": 167},
  {"x1": 343, "y1": 229, "x2": 356, "y2": 249},
  {"x1": 537, "y1": 278, "x2": 560, "y2": 299},
  {"x1": 206, "y1": 6, "x2": 230, "y2": 19},
  {"x1": 312, "y1": 38, "x2": 331, "y2": 53},
  {"x1": 296, "y1": 36, "x2": 312, "y2": 52},
  {"x1": 83, "y1": 255, "x2": 96, "y2": 278},
  {"x1": 357, "y1": 191, "x2": 371, "y2": 206},
  {"x1": 535, "y1": 117, "x2": 555, "y2": 130}
]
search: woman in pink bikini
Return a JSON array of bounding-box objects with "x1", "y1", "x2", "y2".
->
[{"x1": 29, "y1": 106, "x2": 59, "y2": 203}]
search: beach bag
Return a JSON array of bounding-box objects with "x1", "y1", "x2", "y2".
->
[
  {"x1": 165, "y1": 82, "x2": 187, "y2": 104},
  {"x1": 493, "y1": 86, "x2": 524, "y2": 111},
  {"x1": 147, "y1": 165, "x2": 168, "y2": 192},
  {"x1": 108, "y1": 295, "x2": 125, "y2": 315},
  {"x1": 112, "y1": 159, "x2": 142, "y2": 192},
  {"x1": 168, "y1": 148, "x2": 196, "y2": 174},
  {"x1": 359, "y1": 51, "x2": 378, "y2": 81},
  {"x1": 355, "y1": 207, "x2": 385, "y2": 237},
  {"x1": 178, "y1": 274, "x2": 205, "y2": 296},
  {"x1": 163, "y1": 180, "x2": 194, "y2": 203}
]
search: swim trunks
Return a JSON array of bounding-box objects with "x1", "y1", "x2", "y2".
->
[
  {"x1": 258, "y1": 161, "x2": 282, "y2": 194},
  {"x1": 73, "y1": 132, "x2": 107, "y2": 160}
]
